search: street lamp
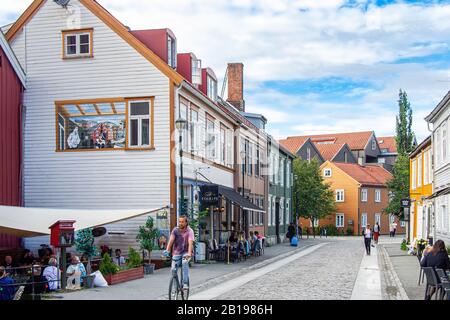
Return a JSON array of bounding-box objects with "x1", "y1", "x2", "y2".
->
[
  {"x1": 240, "y1": 149, "x2": 247, "y2": 236},
  {"x1": 176, "y1": 117, "x2": 188, "y2": 216}
]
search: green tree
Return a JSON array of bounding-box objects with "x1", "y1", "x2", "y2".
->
[
  {"x1": 292, "y1": 158, "x2": 336, "y2": 237},
  {"x1": 384, "y1": 154, "x2": 410, "y2": 218},
  {"x1": 396, "y1": 90, "x2": 416, "y2": 155},
  {"x1": 385, "y1": 90, "x2": 416, "y2": 219},
  {"x1": 74, "y1": 228, "x2": 99, "y2": 274},
  {"x1": 136, "y1": 216, "x2": 160, "y2": 265}
]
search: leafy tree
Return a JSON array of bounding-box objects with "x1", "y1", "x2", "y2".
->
[
  {"x1": 396, "y1": 90, "x2": 416, "y2": 155},
  {"x1": 385, "y1": 90, "x2": 416, "y2": 219},
  {"x1": 292, "y1": 158, "x2": 336, "y2": 238},
  {"x1": 74, "y1": 228, "x2": 99, "y2": 274},
  {"x1": 136, "y1": 216, "x2": 160, "y2": 265},
  {"x1": 384, "y1": 154, "x2": 410, "y2": 218}
]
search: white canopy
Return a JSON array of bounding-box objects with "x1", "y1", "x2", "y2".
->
[{"x1": 0, "y1": 205, "x2": 169, "y2": 237}]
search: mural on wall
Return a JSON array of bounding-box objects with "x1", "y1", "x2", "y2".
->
[{"x1": 66, "y1": 115, "x2": 126, "y2": 149}]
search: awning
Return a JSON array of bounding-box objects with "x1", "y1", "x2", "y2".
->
[
  {"x1": 425, "y1": 187, "x2": 450, "y2": 200},
  {"x1": 0, "y1": 205, "x2": 169, "y2": 238},
  {"x1": 217, "y1": 185, "x2": 265, "y2": 213}
]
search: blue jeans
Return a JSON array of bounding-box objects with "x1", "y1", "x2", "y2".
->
[{"x1": 171, "y1": 254, "x2": 190, "y2": 287}]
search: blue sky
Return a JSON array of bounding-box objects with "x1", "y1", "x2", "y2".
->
[{"x1": 2, "y1": 0, "x2": 450, "y2": 141}]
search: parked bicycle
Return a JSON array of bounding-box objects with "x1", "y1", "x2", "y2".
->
[{"x1": 163, "y1": 252, "x2": 190, "y2": 300}]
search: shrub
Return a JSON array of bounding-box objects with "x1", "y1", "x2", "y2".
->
[
  {"x1": 400, "y1": 240, "x2": 408, "y2": 251},
  {"x1": 99, "y1": 253, "x2": 120, "y2": 276},
  {"x1": 319, "y1": 225, "x2": 338, "y2": 236},
  {"x1": 346, "y1": 227, "x2": 354, "y2": 236},
  {"x1": 126, "y1": 247, "x2": 142, "y2": 269},
  {"x1": 136, "y1": 216, "x2": 160, "y2": 264}
]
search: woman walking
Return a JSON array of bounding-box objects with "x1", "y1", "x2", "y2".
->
[
  {"x1": 373, "y1": 222, "x2": 380, "y2": 245},
  {"x1": 363, "y1": 224, "x2": 372, "y2": 255}
]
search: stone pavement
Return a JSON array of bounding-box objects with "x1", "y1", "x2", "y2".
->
[
  {"x1": 379, "y1": 240, "x2": 424, "y2": 300},
  {"x1": 351, "y1": 243, "x2": 382, "y2": 300},
  {"x1": 51, "y1": 239, "x2": 316, "y2": 300}
]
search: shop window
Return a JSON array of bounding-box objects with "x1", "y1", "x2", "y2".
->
[{"x1": 55, "y1": 97, "x2": 154, "y2": 151}]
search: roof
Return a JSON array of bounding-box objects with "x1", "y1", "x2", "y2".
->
[
  {"x1": 410, "y1": 135, "x2": 432, "y2": 159},
  {"x1": 278, "y1": 137, "x2": 308, "y2": 154},
  {"x1": 0, "y1": 205, "x2": 168, "y2": 237},
  {"x1": 314, "y1": 143, "x2": 346, "y2": 161},
  {"x1": 0, "y1": 31, "x2": 26, "y2": 87},
  {"x1": 5, "y1": 0, "x2": 184, "y2": 85},
  {"x1": 281, "y1": 131, "x2": 374, "y2": 154},
  {"x1": 377, "y1": 136, "x2": 397, "y2": 153},
  {"x1": 425, "y1": 91, "x2": 450, "y2": 123},
  {"x1": 333, "y1": 162, "x2": 392, "y2": 186}
]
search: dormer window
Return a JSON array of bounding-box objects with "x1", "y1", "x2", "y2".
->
[
  {"x1": 62, "y1": 28, "x2": 93, "y2": 59},
  {"x1": 167, "y1": 35, "x2": 176, "y2": 68},
  {"x1": 371, "y1": 139, "x2": 376, "y2": 150},
  {"x1": 192, "y1": 59, "x2": 202, "y2": 85},
  {"x1": 207, "y1": 75, "x2": 217, "y2": 101}
]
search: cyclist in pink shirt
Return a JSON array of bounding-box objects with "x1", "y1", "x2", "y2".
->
[{"x1": 164, "y1": 215, "x2": 194, "y2": 292}]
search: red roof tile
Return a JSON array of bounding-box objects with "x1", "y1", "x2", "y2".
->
[
  {"x1": 333, "y1": 162, "x2": 392, "y2": 186},
  {"x1": 314, "y1": 143, "x2": 345, "y2": 161},
  {"x1": 377, "y1": 136, "x2": 397, "y2": 153},
  {"x1": 278, "y1": 137, "x2": 308, "y2": 154},
  {"x1": 283, "y1": 131, "x2": 373, "y2": 152}
]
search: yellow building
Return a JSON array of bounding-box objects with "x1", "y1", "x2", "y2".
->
[{"x1": 409, "y1": 136, "x2": 433, "y2": 241}]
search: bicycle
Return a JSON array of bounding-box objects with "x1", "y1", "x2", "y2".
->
[{"x1": 163, "y1": 253, "x2": 190, "y2": 300}]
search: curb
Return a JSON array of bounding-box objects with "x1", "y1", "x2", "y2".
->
[
  {"x1": 379, "y1": 245, "x2": 410, "y2": 300},
  {"x1": 156, "y1": 242, "x2": 318, "y2": 300}
]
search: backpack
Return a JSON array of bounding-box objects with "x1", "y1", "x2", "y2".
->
[{"x1": 291, "y1": 236, "x2": 298, "y2": 247}]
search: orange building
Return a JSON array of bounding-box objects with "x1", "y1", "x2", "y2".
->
[{"x1": 299, "y1": 161, "x2": 405, "y2": 235}]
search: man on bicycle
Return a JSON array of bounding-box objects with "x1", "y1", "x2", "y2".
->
[{"x1": 164, "y1": 215, "x2": 194, "y2": 292}]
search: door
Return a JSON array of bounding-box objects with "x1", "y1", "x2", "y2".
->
[
  {"x1": 417, "y1": 205, "x2": 423, "y2": 239},
  {"x1": 275, "y1": 202, "x2": 280, "y2": 244}
]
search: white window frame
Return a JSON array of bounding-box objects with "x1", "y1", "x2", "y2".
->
[
  {"x1": 371, "y1": 139, "x2": 376, "y2": 151},
  {"x1": 167, "y1": 35, "x2": 176, "y2": 68},
  {"x1": 280, "y1": 158, "x2": 285, "y2": 187},
  {"x1": 424, "y1": 150, "x2": 429, "y2": 185},
  {"x1": 375, "y1": 214, "x2": 381, "y2": 226},
  {"x1": 361, "y1": 189, "x2": 368, "y2": 202},
  {"x1": 192, "y1": 58, "x2": 202, "y2": 85},
  {"x1": 206, "y1": 118, "x2": 216, "y2": 160},
  {"x1": 417, "y1": 155, "x2": 422, "y2": 187},
  {"x1": 280, "y1": 197, "x2": 284, "y2": 225},
  {"x1": 361, "y1": 213, "x2": 368, "y2": 228},
  {"x1": 336, "y1": 189, "x2": 345, "y2": 202},
  {"x1": 442, "y1": 122, "x2": 447, "y2": 162},
  {"x1": 207, "y1": 75, "x2": 217, "y2": 101},
  {"x1": 226, "y1": 128, "x2": 233, "y2": 168},
  {"x1": 323, "y1": 168, "x2": 332, "y2": 177},
  {"x1": 220, "y1": 126, "x2": 226, "y2": 165},
  {"x1": 412, "y1": 159, "x2": 417, "y2": 190},
  {"x1": 190, "y1": 108, "x2": 199, "y2": 154},
  {"x1": 375, "y1": 189, "x2": 381, "y2": 203},
  {"x1": 307, "y1": 147, "x2": 311, "y2": 162},
  {"x1": 64, "y1": 31, "x2": 92, "y2": 58},
  {"x1": 436, "y1": 128, "x2": 441, "y2": 166},
  {"x1": 336, "y1": 214, "x2": 344, "y2": 228},
  {"x1": 128, "y1": 100, "x2": 151, "y2": 149}
]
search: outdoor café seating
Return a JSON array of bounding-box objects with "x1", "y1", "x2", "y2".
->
[{"x1": 423, "y1": 267, "x2": 445, "y2": 300}]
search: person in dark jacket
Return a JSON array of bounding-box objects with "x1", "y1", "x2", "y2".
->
[
  {"x1": 286, "y1": 223, "x2": 295, "y2": 241},
  {"x1": 420, "y1": 240, "x2": 450, "y2": 299}
]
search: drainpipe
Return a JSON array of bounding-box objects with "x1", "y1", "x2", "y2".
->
[{"x1": 426, "y1": 120, "x2": 436, "y2": 243}]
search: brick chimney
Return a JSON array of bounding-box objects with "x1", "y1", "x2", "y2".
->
[{"x1": 227, "y1": 63, "x2": 245, "y2": 112}]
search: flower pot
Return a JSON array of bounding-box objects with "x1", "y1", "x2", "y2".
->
[
  {"x1": 104, "y1": 267, "x2": 144, "y2": 285},
  {"x1": 144, "y1": 263, "x2": 155, "y2": 275},
  {"x1": 82, "y1": 275, "x2": 96, "y2": 289}
]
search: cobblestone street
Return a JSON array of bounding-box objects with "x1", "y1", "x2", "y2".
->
[{"x1": 214, "y1": 239, "x2": 364, "y2": 300}]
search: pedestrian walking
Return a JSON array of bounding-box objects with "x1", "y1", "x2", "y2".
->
[
  {"x1": 363, "y1": 224, "x2": 372, "y2": 255},
  {"x1": 389, "y1": 223, "x2": 394, "y2": 238},
  {"x1": 393, "y1": 222, "x2": 397, "y2": 237},
  {"x1": 373, "y1": 222, "x2": 380, "y2": 244}
]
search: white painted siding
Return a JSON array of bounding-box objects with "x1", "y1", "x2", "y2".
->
[{"x1": 12, "y1": 1, "x2": 172, "y2": 251}]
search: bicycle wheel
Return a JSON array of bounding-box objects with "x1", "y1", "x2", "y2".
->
[
  {"x1": 184, "y1": 278, "x2": 190, "y2": 300},
  {"x1": 168, "y1": 275, "x2": 181, "y2": 300}
]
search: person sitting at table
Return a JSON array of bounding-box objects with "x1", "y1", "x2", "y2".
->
[
  {"x1": 2, "y1": 255, "x2": 18, "y2": 277},
  {"x1": 228, "y1": 232, "x2": 238, "y2": 244},
  {"x1": 113, "y1": 249, "x2": 126, "y2": 267},
  {"x1": 67, "y1": 256, "x2": 87, "y2": 286},
  {"x1": 23, "y1": 265, "x2": 47, "y2": 300},
  {"x1": 421, "y1": 240, "x2": 450, "y2": 300},
  {"x1": 20, "y1": 250, "x2": 35, "y2": 267},
  {"x1": 43, "y1": 258, "x2": 60, "y2": 292},
  {"x1": 0, "y1": 266, "x2": 16, "y2": 301}
]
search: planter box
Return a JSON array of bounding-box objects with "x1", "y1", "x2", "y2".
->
[{"x1": 104, "y1": 267, "x2": 144, "y2": 285}]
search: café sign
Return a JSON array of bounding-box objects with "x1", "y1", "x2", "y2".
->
[{"x1": 200, "y1": 185, "x2": 219, "y2": 209}]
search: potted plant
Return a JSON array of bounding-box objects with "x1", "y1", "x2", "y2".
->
[
  {"x1": 136, "y1": 216, "x2": 160, "y2": 275},
  {"x1": 99, "y1": 249, "x2": 144, "y2": 285},
  {"x1": 74, "y1": 228, "x2": 99, "y2": 288},
  {"x1": 416, "y1": 239, "x2": 428, "y2": 256}
]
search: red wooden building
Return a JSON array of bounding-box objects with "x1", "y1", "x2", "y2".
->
[{"x1": 0, "y1": 31, "x2": 26, "y2": 249}]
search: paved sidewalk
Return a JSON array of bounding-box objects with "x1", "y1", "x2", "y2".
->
[
  {"x1": 351, "y1": 243, "x2": 382, "y2": 300},
  {"x1": 379, "y1": 242, "x2": 424, "y2": 300},
  {"x1": 50, "y1": 239, "x2": 316, "y2": 300}
]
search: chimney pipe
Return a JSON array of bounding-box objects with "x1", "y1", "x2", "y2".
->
[{"x1": 227, "y1": 63, "x2": 245, "y2": 112}]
